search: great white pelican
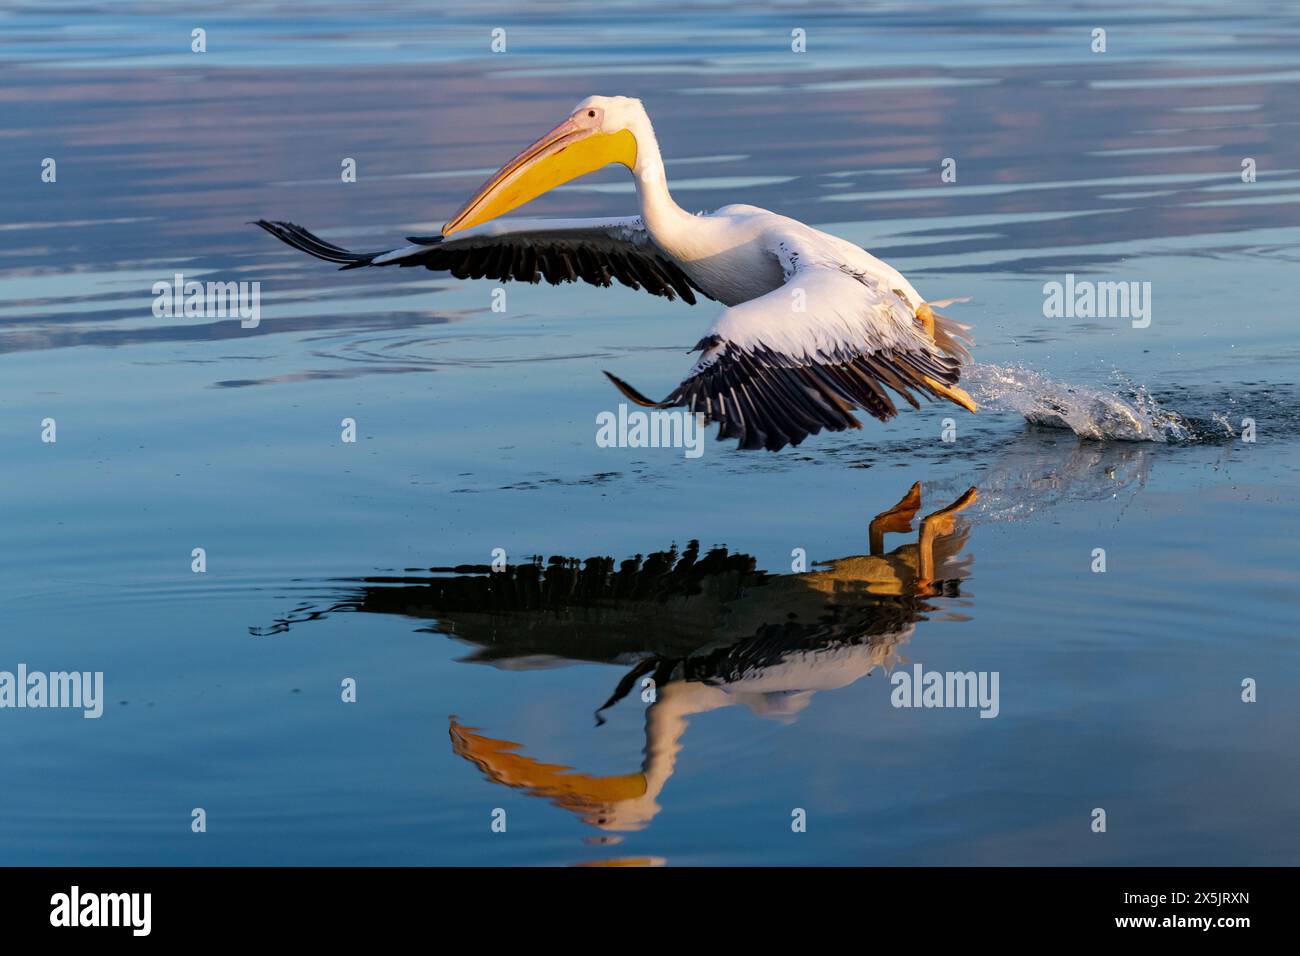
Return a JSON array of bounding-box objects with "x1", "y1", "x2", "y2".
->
[{"x1": 255, "y1": 95, "x2": 977, "y2": 451}]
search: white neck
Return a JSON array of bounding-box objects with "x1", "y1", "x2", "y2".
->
[{"x1": 629, "y1": 119, "x2": 695, "y2": 253}]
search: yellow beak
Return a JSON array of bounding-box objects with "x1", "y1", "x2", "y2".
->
[
  {"x1": 449, "y1": 718, "x2": 648, "y2": 819},
  {"x1": 442, "y1": 117, "x2": 637, "y2": 236}
]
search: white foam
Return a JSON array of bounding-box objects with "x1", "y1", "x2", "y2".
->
[{"x1": 965, "y1": 363, "x2": 1227, "y2": 443}]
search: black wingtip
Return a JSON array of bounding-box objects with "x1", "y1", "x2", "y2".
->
[
  {"x1": 602, "y1": 370, "x2": 666, "y2": 408},
  {"x1": 251, "y1": 219, "x2": 296, "y2": 242},
  {"x1": 251, "y1": 219, "x2": 379, "y2": 268}
]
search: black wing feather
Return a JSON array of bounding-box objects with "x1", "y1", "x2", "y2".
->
[
  {"x1": 603, "y1": 338, "x2": 965, "y2": 453},
  {"x1": 253, "y1": 220, "x2": 706, "y2": 304}
]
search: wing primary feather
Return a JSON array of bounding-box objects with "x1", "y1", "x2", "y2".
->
[
  {"x1": 253, "y1": 220, "x2": 382, "y2": 268},
  {"x1": 256, "y1": 219, "x2": 712, "y2": 304},
  {"x1": 601, "y1": 371, "x2": 667, "y2": 408},
  {"x1": 256, "y1": 218, "x2": 713, "y2": 304}
]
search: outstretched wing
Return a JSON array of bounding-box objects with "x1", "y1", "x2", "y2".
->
[
  {"x1": 253, "y1": 216, "x2": 708, "y2": 304},
  {"x1": 605, "y1": 256, "x2": 975, "y2": 452}
]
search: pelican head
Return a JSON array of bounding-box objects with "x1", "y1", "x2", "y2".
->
[{"x1": 442, "y1": 95, "x2": 645, "y2": 236}]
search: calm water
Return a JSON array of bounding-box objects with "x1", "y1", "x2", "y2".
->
[{"x1": 2, "y1": 1, "x2": 1298, "y2": 865}]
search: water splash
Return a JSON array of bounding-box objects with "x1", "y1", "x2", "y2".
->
[{"x1": 965, "y1": 363, "x2": 1231, "y2": 443}]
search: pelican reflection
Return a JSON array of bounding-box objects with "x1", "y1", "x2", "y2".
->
[{"x1": 255, "y1": 482, "x2": 977, "y2": 833}]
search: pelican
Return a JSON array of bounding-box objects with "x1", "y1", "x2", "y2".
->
[{"x1": 255, "y1": 95, "x2": 977, "y2": 451}]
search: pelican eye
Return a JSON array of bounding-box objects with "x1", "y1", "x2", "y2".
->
[{"x1": 587, "y1": 110, "x2": 596, "y2": 118}]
